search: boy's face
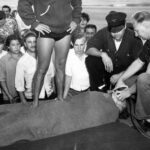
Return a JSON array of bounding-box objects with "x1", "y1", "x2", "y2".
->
[
  {"x1": 24, "y1": 36, "x2": 36, "y2": 53},
  {"x1": 0, "y1": 43, "x2": 4, "y2": 51},
  {"x1": 2, "y1": 7, "x2": 10, "y2": 18},
  {"x1": 80, "y1": 17, "x2": 88, "y2": 29},
  {"x1": 74, "y1": 37, "x2": 86, "y2": 56},
  {"x1": 9, "y1": 40, "x2": 21, "y2": 54}
]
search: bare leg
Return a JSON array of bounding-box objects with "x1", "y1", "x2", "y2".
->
[
  {"x1": 33, "y1": 38, "x2": 55, "y2": 107},
  {"x1": 54, "y1": 35, "x2": 71, "y2": 101}
]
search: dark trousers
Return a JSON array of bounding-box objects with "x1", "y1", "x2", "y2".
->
[
  {"x1": 85, "y1": 56, "x2": 111, "y2": 91},
  {"x1": 136, "y1": 73, "x2": 150, "y2": 117}
]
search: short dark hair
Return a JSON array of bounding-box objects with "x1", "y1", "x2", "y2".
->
[
  {"x1": 72, "y1": 33, "x2": 85, "y2": 45},
  {"x1": 2, "y1": 5, "x2": 11, "y2": 12},
  {"x1": 5, "y1": 34, "x2": 22, "y2": 47},
  {"x1": 85, "y1": 24, "x2": 97, "y2": 32},
  {"x1": 81, "y1": 12, "x2": 90, "y2": 22},
  {"x1": 133, "y1": 11, "x2": 150, "y2": 23}
]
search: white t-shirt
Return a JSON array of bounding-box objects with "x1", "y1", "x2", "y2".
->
[
  {"x1": 65, "y1": 49, "x2": 90, "y2": 91},
  {"x1": 114, "y1": 39, "x2": 122, "y2": 51},
  {"x1": 15, "y1": 52, "x2": 55, "y2": 99}
]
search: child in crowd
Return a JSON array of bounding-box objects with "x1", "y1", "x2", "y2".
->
[
  {"x1": 63, "y1": 33, "x2": 90, "y2": 99},
  {"x1": 80, "y1": 12, "x2": 90, "y2": 33},
  {"x1": 15, "y1": 30, "x2": 55, "y2": 103},
  {"x1": 0, "y1": 34, "x2": 22, "y2": 104}
]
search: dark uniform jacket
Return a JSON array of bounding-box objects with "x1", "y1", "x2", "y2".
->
[{"x1": 87, "y1": 27, "x2": 143, "y2": 74}]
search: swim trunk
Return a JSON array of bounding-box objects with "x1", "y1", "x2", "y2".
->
[{"x1": 34, "y1": 30, "x2": 70, "y2": 41}]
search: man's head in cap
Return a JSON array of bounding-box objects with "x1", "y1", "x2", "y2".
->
[{"x1": 106, "y1": 11, "x2": 127, "y2": 41}]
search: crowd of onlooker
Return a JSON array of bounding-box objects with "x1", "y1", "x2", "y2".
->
[
  {"x1": 0, "y1": 4, "x2": 98, "y2": 104},
  {"x1": 1, "y1": 4, "x2": 150, "y2": 128}
]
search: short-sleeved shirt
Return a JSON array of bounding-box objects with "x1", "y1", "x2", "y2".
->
[
  {"x1": 65, "y1": 49, "x2": 90, "y2": 91},
  {"x1": 0, "y1": 52, "x2": 22, "y2": 100},
  {"x1": 139, "y1": 40, "x2": 150, "y2": 64}
]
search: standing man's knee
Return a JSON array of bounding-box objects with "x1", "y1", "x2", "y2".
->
[{"x1": 55, "y1": 58, "x2": 66, "y2": 72}]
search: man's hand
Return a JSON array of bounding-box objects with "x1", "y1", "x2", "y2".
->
[
  {"x1": 110, "y1": 73, "x2": 122, "y2": 85},
  {"x1": 115, "y1": 87, "x2": 131, "y2": 101},
  {"x1": 67, "y1": 21, "x2": 77, "y2": 33},
  {"x1": 101, "y1": 52, "x2": 113, "y2": 73},
  {"x1": 35, "y1": 23, "x2": 51, "y2": 35},
  {"x1": 114, "y1": 79, "x2": 127, "y2": 91}
]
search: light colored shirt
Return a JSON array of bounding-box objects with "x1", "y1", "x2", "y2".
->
[
  {"x1": 15, "y1": 52, "x2": 55, "y2": 99},
  {"x1": 114, "y1": 39, "x2": 122, "y2": 51},
  {"x1": 0, "y1": 52, "x2": 22, "y2": 100},
  {"x1": 65, "y1": 49, "x2": 90, "y2": 91}
]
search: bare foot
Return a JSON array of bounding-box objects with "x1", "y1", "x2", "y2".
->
[
  {"x1": 32, "y1": 101, "x2": 39, "y2": 108},
  {"x1": 56, "y1": 97, "x2": 64, "y2": 101}
]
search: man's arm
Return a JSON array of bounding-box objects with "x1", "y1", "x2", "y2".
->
[
  {"x1": 116, "y1": 58, "x2": 144, "y2": 88},
  {"x1": 0, "y1": 81, "x2": 13, "y2": 102},
  {"x1": 86, "y1": 47, "x2": 103, "y2": 57},
  {"x1": 15, "y1": 60, "x2": 27, "y2": 103},
  {"x1": 63, "y1": 75, "x2": 72, "y2": 99}
]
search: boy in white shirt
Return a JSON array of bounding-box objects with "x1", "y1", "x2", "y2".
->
[
  {"x1": 63, "y1": 33, "x2": 90, "y2": 99},
  {"x1": 15, "y1": 30, "x2": 55, "y2": 104}
]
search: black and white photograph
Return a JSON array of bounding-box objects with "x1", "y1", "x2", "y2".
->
[{"x1": 0, "y1": 0, "x2": 150, "y2": 149}]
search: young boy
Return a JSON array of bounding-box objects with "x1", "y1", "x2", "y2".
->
[
  {"x1": 15, "y1": 30, "x2": 55, "y2": 104},
  {"x1": 63, "y1": 33, "x2": 90, "y2": 99},
  {"x1": 0, "y1": 34, "x2": 22, "y2": 104}
]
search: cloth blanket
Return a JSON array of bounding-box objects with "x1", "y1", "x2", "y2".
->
[{"x1": 0, "y1": 91, "x2": 118, "y2": 146}]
